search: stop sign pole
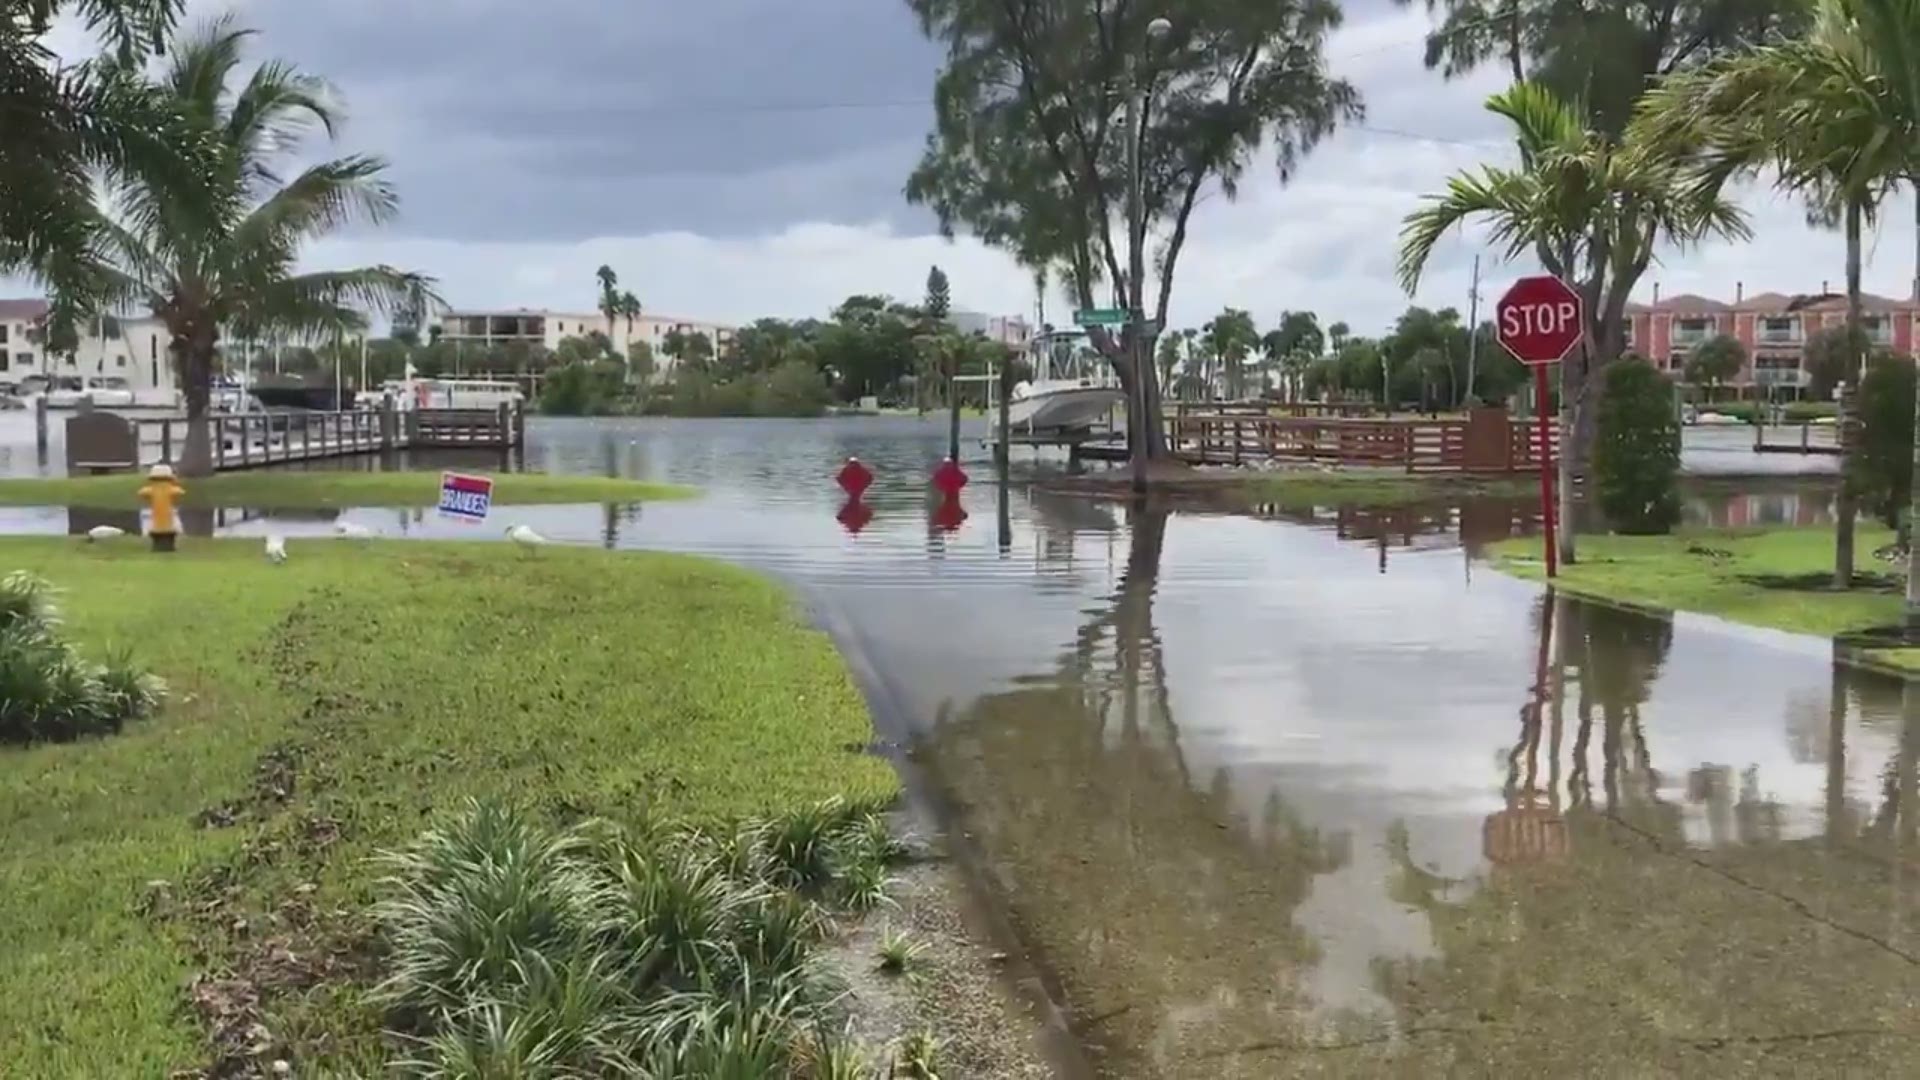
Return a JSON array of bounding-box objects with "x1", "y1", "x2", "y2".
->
[{"x1": 1495, "y1": 275, "x2": 1584, "y2": 579}]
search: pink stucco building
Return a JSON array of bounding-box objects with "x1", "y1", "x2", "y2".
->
[{"x1": 1623, "y1": 284, "x2": 1918, "y2": 396}]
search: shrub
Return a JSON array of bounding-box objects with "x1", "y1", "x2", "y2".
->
[
  {"x1": 1592, "y1": 359, "x2": 1681, "y2": 535},
  {"x1": 1851, "y1": 353, "x2": 1914, "y2": 532},
  {"x1": 377, "y1": 798, "x2": 905, "y2": 1077},
  {"x1": 0, "y1": 572, "x2": 165, "y2": 745}
]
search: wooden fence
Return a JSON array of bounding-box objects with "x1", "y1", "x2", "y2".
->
[{"x1": 1165, "y1": 407, "x2": 1558, "y2": 473}]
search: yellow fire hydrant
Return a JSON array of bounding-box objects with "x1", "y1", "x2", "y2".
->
[{"x1": 138, "y1": 463, "x2": 185, "y2": 553}]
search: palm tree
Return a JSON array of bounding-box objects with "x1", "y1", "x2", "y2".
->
[
  {"x1": 596, "y1": 265, "x2": 619, "y2": 340},
  {"x1": 615, "y1": 290, "x2": 641, "y2": 376},
  {"x1": 93, "y1": 17, "x2": 435, "y2": 474},
  {"x1": 2, "y1": 2, "x2": 194, "y2": 329},
  {"x1": 1637, "y1": 0, "x2": 1920, "y2": 596},
  {"x1": 1400, "y1": 81, "x2": 1750, "y2": 565}
]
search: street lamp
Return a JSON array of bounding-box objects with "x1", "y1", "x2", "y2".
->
[{"x1": 1126, "y1": 16, "x2": 1172, "y2": 495}]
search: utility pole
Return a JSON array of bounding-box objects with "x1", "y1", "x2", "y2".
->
[{"x1": 1465, "y1": 254, "x2": 1481, "y2": 407}]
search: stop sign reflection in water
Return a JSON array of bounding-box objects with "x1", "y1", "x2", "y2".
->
[
  {"x1": 837, "y1": 498, "x2": 874, "y2": 535},
  {"x1": 1496, "y1": 275, "x2": 1583, "y2": 364}
]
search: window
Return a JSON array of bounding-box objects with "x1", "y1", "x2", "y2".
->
[
  {"x1": 557, "y1": 321, "x2": 565, "y2": 333},
  {"x1": 0, "y1": 351, "x2": 7, "y2": 371},
  {"x1": 14, "y1": 352, "x2": 29, "y2": 369},
  {"x1": 116, "y1": 354, "x2": 127, "y2": 367},
  {"x1": 0, "y1": 324, "x2": 8, "y2": 344}
]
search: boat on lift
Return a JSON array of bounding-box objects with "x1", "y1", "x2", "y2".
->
[{"x1": 1006, "y1": 327, "x2": 1125, "y2": 433}]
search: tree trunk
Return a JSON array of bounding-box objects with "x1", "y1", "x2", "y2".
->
[
  {"x1": 1836, "y1": 198, "x2": 1864, "y2": 590},
  {"x1": 176, "y1": 331, "x2": 216, "y2": 476},
  {"x1": 1908, "y1": 312, "x2": 1920, "y2": 624}
]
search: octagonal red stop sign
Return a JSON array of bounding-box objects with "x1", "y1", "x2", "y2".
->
[{"x1": 1497, "y1": 276, "x2": 1584, "y2": 365}]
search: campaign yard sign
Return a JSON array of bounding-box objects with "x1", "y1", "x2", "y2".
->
[{"x1": 438, "y1": 472, "x2": 494, "y2": 523}]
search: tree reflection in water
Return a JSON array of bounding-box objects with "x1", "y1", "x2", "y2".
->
[
  {"x1": 1375, "y1": 598, "x2": 1920, "y2": 1076},
  {"x1": 924, "y1": 503, "x2": 1349, "y2": 1077}
]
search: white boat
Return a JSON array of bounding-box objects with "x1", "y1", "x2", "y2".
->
[
  {"x1": 357, "y1": 377, "x2": 526, "y2": 411},
  {"x1": 1007, "y1": 377, "x2": 1125, "y2": 432},
  {"x1": 45, "y1": 375, "x2": 136, "y2": 408},
  {"x1": 1008, "y1": 327, "x2": 1124, "y2": 433}
]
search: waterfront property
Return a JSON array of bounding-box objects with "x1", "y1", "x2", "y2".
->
[
  {"x1": 1624, "y1": 284, "x2": 1920, "y2": 395},
  {"x1": 435, "y1": 306, "x2": 736, "y2": 374},
  {"x1": 0, "y1": 299, "x2": 182, "y2": 404}
]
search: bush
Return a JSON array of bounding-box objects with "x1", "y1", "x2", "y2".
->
[
  {"x1": 377, "y1": 797, "x2": 904, "y2": 1077},
  {"x1": 0, "y1": 572, "x2": 164, "y2": 745},
  {"x1": 1851, "y1": 353, "x2": 1914, "y2": 532},
  {"x1": 539, "y1": 361, "x2": 627, "y2": 416},
  {"x1": 1782, "y1": 401, "x2": 1837, "y2": 423},
  {"x1": 1592, "y1": 359, "x2": 1681, "y2": 535}
]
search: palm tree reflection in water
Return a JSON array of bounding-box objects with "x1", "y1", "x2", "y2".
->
[{"x1": 925, "y1": 503, "x2": 1351, "y2": 1076}]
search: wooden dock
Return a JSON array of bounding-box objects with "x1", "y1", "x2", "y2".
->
[
  {"x1": 1751, "y1": 420, "x2": 1842, "y2": 456},
  {"x1": 1012, "y1": 405, "x2": 1556, "y2": 474},
  {"x1": 65, "y1": 403, "x2": 525, "y2": 475}
]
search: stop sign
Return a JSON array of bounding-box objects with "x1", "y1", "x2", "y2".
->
[{"x1": 1497, "y1": 276, "x2": 1584, "y2": 364}]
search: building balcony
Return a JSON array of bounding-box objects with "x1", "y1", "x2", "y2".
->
[
  {"x1": 1756, "y1": 327, "x2": 1802, "y2": 345},
  {"x1": 1753, "y1": 367, "x2": 1808, "y2": 387},
  {"x1": 1670, "y1": 326, "x2": 1711, "y2": 347}
]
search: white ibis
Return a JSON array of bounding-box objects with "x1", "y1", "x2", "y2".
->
[
  {"x1": 264, "y1": 534, "x2": 287, "y2": 564},
  {"x1": 505, "y1": 524, "x2": 547, "y2": 549},
  {"x1": 333, "y1": 521, "x2": 373, "y2": 539},
  {"x1": 85, "y1": 525, "x2": 125, "y2": 542}
]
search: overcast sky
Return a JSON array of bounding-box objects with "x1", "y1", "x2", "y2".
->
[{"x1": 31, "y1": 0, "x2": 1920, "y2": 334}]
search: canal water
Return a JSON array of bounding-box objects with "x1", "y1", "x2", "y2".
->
[{"x1": 2, "y1": 414, "x2": 1913, "y2": 1076}]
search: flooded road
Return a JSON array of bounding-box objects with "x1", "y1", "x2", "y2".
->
[{"x1": 2, "y1": 415, "x2": 1914, "y2": 1075}]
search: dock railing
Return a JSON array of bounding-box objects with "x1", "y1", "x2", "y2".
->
[
  {"x1": 1166, "y1": 405, "x2": 1556, "y2": 473},
  {"x1": 70, "y1": 401, "x2": 527, "y2": 474}
]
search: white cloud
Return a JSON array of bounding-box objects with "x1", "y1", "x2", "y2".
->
[{"x1": 16, "y1": 5, "x2": 1920, "y2": 337}]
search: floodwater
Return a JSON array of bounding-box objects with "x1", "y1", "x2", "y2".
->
[{"x1": 3, "y1": 414, "x2": 1915, "y2": 1076}]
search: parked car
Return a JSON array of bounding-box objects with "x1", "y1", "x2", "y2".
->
[{"x1": 45, "y1": 375, "x2": 136, "y2": 408}]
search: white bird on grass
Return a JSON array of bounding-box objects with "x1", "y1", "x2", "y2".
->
[
  {"x1": 265, "y1": 534, "x2": 287, "y2": 564},
  {"x1": 505, "y1": 524, "x2": 547, "y2": 550},
  {"x1": 85, "y1": 525, "x2": 125, "y2": 542},
  {"x1": 333, "y1": 520, "x2": 373, "y2": 539}
]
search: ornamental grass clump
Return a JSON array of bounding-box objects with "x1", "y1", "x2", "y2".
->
[
  {"x1": 376, "y1": 797, "x2": 905, "y2": 1076},
  {"x1": 0, "y1": 572, "x2": 164, "y2": 745}
]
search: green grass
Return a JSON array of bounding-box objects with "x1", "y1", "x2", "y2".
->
[
  {"x1": 0, "y1": 471, "x2": 696, "y2": 509},
  {"x1": 1242, "y1": 472, "x2": 1536, "y2": 509},
  {"x1": 1489, "y1": 526, "x2": 1919, "y2": 669},
  {"x1": 0, "y1": 537, "x2": 894, "y2": 1075}
]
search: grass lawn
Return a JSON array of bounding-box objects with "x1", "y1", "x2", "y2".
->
[
  {"x1": 0, "y1": 470, "x2": 695, "y2": 509},
  {"x1": 1488, "y1": 526, "x2": 1918, "y2": 670},
  {"x1": 0, "y1": 537, "x2": 894, "y2": 1075},
  {"x1": 1242, "y1": 472, "x2": 1536, "y2": 509}
]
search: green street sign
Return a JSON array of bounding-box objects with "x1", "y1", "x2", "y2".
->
[{"x1": 1074, "y1": 307, "x2": 1128, "y2": 328}]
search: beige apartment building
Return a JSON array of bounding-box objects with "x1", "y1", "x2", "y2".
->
[{"x1": 435, "y1": 308, "x2": 735, "y2": 373}]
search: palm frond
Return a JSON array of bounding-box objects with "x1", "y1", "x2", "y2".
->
[
  {"x1": 225, "y1": 58, "x2": 339, "y2": 189},
  {"x1": 1484, "y1": 82, "x2": 1586, "y2": 165},
  {"x1": 164, "y1": 14, "x2": 252, "y2": 128},
  {"x1": 1397, "y1": 166, "x2": 1541, "y2": 292},
  {"x1": 234, "y1": 155, "x2": 398, "y2": 254}
]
